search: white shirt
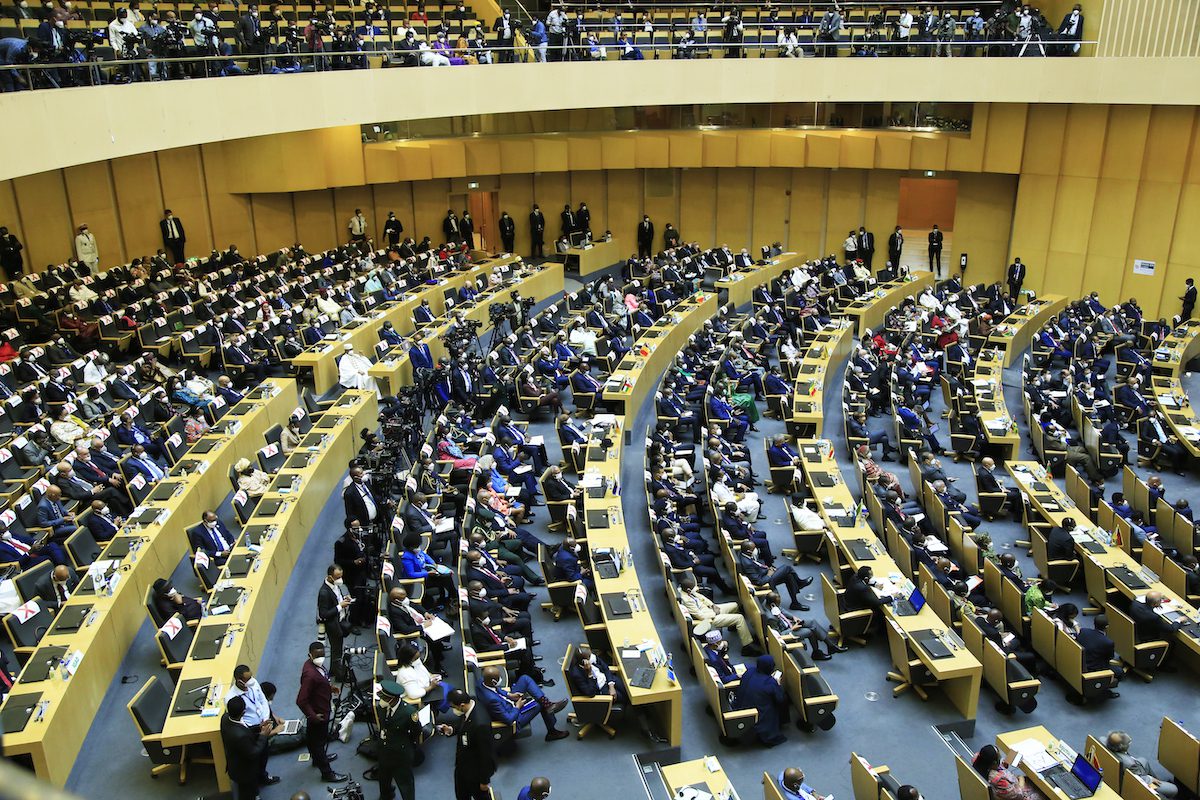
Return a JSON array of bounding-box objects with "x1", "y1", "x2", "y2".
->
[
  {"x1": 338, "y1": 350, "x2": 375, "y2": 391},
  {"x1": 83, "y1": 362, "x2": 109, "y2": 385},
  {"x1": 225, "y1": 678, "x2": 271, "y2": 726},
  {"x1": 394, "y1": 659, "x2": 434, "y2": 702},
  {"x1": 349, "y1": 215, "x2": 367, "y2": 236}
]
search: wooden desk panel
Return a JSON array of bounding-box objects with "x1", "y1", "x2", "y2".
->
[
  {"x1": 715, "y1": 253, "x2": 805, "y2": 308},
  {"x1": 0, "y1": 379, "x2": 298, "y2": 786},
  {"x1": 987, "y1": 295, "x2": 1067, "y2": 367},
  {"x1": 800, "y1": 441, "x2": 982, "y2": 718},
  {"x1": 1150, "y1": 319, "x2": 1200, "y2": 458},
  {"x1": 996, "y1": 726, "x2": 1121, "y2": 800},
  {"x1": 841, "y1": 272, "x2": 935, "y2": 334},
  {"x1": 561, "y1": 238, "x2": 621, "y2": 277},
  {"x1": 156, "y1": 392, "x2": 375, "y2": 792}
]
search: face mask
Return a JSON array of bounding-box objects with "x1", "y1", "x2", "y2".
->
[
  {"x1": 312, "y1": 656, "x2": 325, "y2": 667},
  {"x1": 451, "y1": 707, "x2": 466, "y2": 717},
  {"x1": 334, "y1": 578, "x2": 344, "y2": 586}
]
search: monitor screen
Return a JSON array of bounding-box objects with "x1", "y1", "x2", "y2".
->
[
  {"x1": 908, "y1": 588, "x2": 926, "y2": 613},
  {"x1": 1071, "y1": 755, "x2": 1103, "y2": 793}
]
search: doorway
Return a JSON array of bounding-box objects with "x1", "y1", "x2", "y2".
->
[
  {"x1": 897, "y1": 177, "x2": 958, "y2": 274},
  {"x1": 450, "y1": 191, "x2": 499, "y2": 254}
]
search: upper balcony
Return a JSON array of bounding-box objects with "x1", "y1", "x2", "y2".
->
[{"x1": 1, "y1": 0, "x2": 1198, "y2": 180}]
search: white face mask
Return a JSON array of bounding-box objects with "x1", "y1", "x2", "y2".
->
[
  {"x1": 334, "y1": 578, "x2": 344, "y2": 586},
  {"x1": 312, "y1": 656, "x2": 326, "y2": 667}
]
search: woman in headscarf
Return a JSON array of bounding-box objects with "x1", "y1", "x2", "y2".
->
[
  {"x1": 733, "y1": 654, "x2": 790, "y2": 747},
  {"x1": 973, "y1": 744, "x2": 1046, "y2": 800}
]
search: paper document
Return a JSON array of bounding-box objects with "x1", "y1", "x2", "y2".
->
[
  {"x1": 513, "y1": 464, "x2": 532, "y2": 475},
  {"x1": 1008, "y1": 737, "x2": 1058, "y2": 772},
  {"x1": 422, "y1": 616, "x2": 454, "y2": 641}
]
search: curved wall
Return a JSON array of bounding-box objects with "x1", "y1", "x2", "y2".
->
[{"x1": 3, "y1": 57, "x2": 1200, "y2": 181}]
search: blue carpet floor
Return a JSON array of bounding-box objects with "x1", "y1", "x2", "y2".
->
[{"x1": 57, "y1": 300, "x2": 1200, "y2": 800}]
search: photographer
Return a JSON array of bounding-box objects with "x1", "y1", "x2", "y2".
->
[
  {"x1": 156, "y1": 12, "x2": 188, "y2": 78},
  {"x1": 305, "y1": 12, "x2": 330, "y2": 70},
  {"x1": 275, "y1": 22, "x2": 303, "y2": 71},
  {"x1": 108, "y1": 8, "x2": 146, "y2": 83},
  {"x1": 189, "y1": 4, "x2": 221, "y2": 76},
  {"x1": 138, "y1": 11, "x2": 165, "y2": 79}
]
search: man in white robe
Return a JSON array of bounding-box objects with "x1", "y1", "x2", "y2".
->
[{"x1": 338, "y1": 343, "x2": 378, "y2": 396}]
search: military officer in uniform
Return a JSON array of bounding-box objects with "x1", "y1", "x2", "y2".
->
[{"x1": 375, "y1": 680, "x2": 422, "y2": 800}]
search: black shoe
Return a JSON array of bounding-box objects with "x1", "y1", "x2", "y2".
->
[
  {"x1": 532, "y1": 639, "x2": 542, "y2": 646},
  {"x1": 797, "y1": 576, "x2": 813, "y2": 588},
  {"x1": 539, "y1": 677, "x2": 556, "y2": 687},
  {"x1": 323, "y1": 773, "x2": 348, "y2": 783},
  {"x1": 881, "y1": 454, "x2": 895, "y2": 462},
  {"x1": 789, "y1": 601, "x2": 810, "y2": 611},
  {"x1": 544, "y1": 699, "x2": 568, "y2": 714},
  {"x1": 326, "y1": 753, "x2": 338, "y2": 762},
  {"x1": 545, "y1": 729, "x2": 570, "y2": 741},
  {"x1": 812, "y1": 650, "x2": 832, "y2": 661},
  {"x1": 1104, "y1": 690, "x2": 1120, "y2": 699},
  {"x1": 741, "y1": 644, "x2": 763, "y2": 657},
  {"x1": 829, "y1": 643, "x2": 848, "y2": 653},
  {"x1": 261, "y1": 776, "x2": 281, "y2": 786},
  {"x1": 528, "y1": 577, "x2": 546, "y2": 586},
  {"x1": 532, "y1": 655, "x2": 544, "y2": 662}
]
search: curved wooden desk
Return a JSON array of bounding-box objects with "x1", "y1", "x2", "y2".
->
[
  {"x1": 0, "y1": 379, "x2": 299, "y2": 786},
  {"x1": 1150, "y1": 319, "x2": 1200, "y2": 459}
]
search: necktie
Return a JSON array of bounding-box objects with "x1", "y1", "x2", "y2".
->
[{"x1": 57, "y1": 584, "x2": 68, "y2": 603}]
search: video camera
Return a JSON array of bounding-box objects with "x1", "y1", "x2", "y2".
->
[
  {"x1": 66, "y1": 28, "x2": 105, "y2": 49},
  {"x1": 489, "y1": 301, "x2": 515, "y2": 325}
]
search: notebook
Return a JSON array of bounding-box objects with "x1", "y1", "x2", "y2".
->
[
  {"x1": 225, "y1": 554, "x2": 254, "y2": 577},
  {"x1": 149, "y1": 482, "x2": 182, "y2": 502},
  {"x1": 190, "y1": 438, "x2": 220, "y2": 454},
  {"x1": 22, "y1": 646, "x2": 69, "y2": 683},
  {"x1": 1, "y1": 693, "x2": 42, "y2": 734},
  {"x1": 50, "y1": 604, "x2": 92, "y2": 633},
  {"x1": 602, "y1": 593, "x2": 633, "y2": 618}
]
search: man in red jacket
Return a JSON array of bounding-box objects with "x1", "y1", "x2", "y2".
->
[{"x1": 295, "y1": 642, "x2": 348, "y2": 784}]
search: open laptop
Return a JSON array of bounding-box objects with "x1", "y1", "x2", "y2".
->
[
  {"x1": 1040, "y1": 755, "x2": 1103, "y2": 800},
  {"x1": 892, "y1": 587, "x2": 926, "y2": 617}
]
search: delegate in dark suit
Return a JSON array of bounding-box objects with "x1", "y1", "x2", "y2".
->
[
  {"x1": 160, "y1": 214, "x2": 186, "y2": 263},
  {"x1": 452, "y1": 700, "x2": 496, "y2": 800},
  {"x1": 34, "y1": 568, "x2": 78, "y2": 611},
  {"x1": 220, "y1": 705, "x2": 268, "y2": 800}
]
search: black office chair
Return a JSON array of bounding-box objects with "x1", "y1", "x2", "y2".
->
[{"x1": 127, "y1": 674, "x2": 213, "y2": 783}]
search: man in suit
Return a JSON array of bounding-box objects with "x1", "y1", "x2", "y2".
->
[
  {"x1": 35, "y1": 564, "x2": 77, "y2": 612},
  {"x1": 383, "y1": 211, "x2": 403, "y2": 246},
  {"x1": 342, "y1": 468, "x2": 381, "y2": 525},
  {"x1": 160, "y1": 209, "x2": 186, "y2": 263},
  {"x1": 37, "y1": 485, "x2": 78, "y2": 540},
  {"x1": 927, "y1": 224, "x2": 943, "y2": 277},
  {"x1": 235, "y1": 4, "x2": 264, "y2": 71},
  {"x1": 1077, "y1": 615, "x2": 1121, "y2": 696},
  {"x1": 84, "y1": 499, "x2": 121, "y2": 542},
  {"x1": 499, "y1": 211, "x2": 516, "y2": 253},
  {"x1": 317, "y1": 564, "x2": 353, "y2": 677},
  {"x1": 1182, "y1": 278, "x2": 1196, "y2": 320},
  {"x1": 55, "y1": 460, "x2": 132, "y2": 516},
  {"x1": 887, "y1": 226, "x2": 904, "y2": 270},
  {"x1": 1006, "y1": 258, "x2": 1027, "y2": 299},
  {"x1": 1105, "y1": 731, "x2": 1178, "y2": 798},
  {"x1": 1046, "y1": 517, "x2": 1078, "y2": 561},
  {"x1": 0, "y1": 227, "x2": 23, "y2": 280},
  {"x1": 442, "y1": 688, "x2": 497, "y2": 800},
  {"x1": 475, "y1": 664, "x2": 568, "y2": 742},
  {"x1": 1129, "y1": 592, "x2": 1182, "y2": 646},
  {"x1": 977, "y1": 608, "x2": 1038, "y2": 675},
  {"x1": 529, "y1": 204, "x2": 546, "y2": 258},
  {"x1": 559, "y1": 204, "x2": 576, "y2": 239},
  {"x1": 116, "y1": 414, "x2": 166, "y2": 461},
  {"x1": 221, "y1": 695, "x2": 270, "y2": 800},
  {"x1": 976, "y1": 457, "x2": 1023, "y2": 522},
  {"x1": 552, "y1": 536, "x2": 592, "y2": 592},
  {"x1": 856, "y1": 226, "x2": 875, "y2": 270},
  {"x1": 737, "y1": 540, "x2": 812, "y2": 610},
  {"x1": 295, "y1": 642, "x2": 348, "y2": 784},
  {"x1": 636, "y1": 215, "x2": 654, "y2": 259},
  {"x1": 192, "y1": 510, "x2": 234, "y2": 564},
  {"x1": 677, "y1": 575, "x2": 756, "y2": 653}
]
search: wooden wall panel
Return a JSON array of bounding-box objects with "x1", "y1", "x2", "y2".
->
[
  {"x1": 1060, "y1": 106, "x2": 1110, "y2": 178},
  {"x1": 788, "y1": 169, "x2": 828, "y2": 257},
  {"x1": 1048, "y1": 176, "x2": 1098, "y2": 255},
  {"x1": 411, "y1": 179, "x2": 451, "y2": 249},
  {"x1": 62, "y1": 162, "x2": 124, "y2": 267},
  {"x1": 953, "y1": 172, "x2": 1017, "y2": 287},
  {"x1": 679, "y1": 168, "x2": 717, "y2": 249},
  {"x1": 643, "y1": 172, "x2": 679, "y2": 248},
  {"x1": 1008, "y1": 174, "x2": 1059, "y2": 288},
  {"x1": 200, "y1": 142, "x2": 255, "y2": 254},
  {"x1": 110, "y1": 153, "x2": 164, "y2": 259},
  {"x1": 1086, "y1": 178, "x2": 1138, "y2": 302},
  {"x1": 751, "y1": 168, "x2": 790, "y2": 252},
  {"x1": 1145, "y1": 106, "x2": 1196, "y2": 183},
  {"x1": 863, "y1": 170, "x2": 900, "y2": 254},
  {"x1": 293, "y1": 190, "x2": 339, "y2": 254},
  {"x1": 947, "y1": 103, "x2": 987, "y2": 173},
  {"x1": 1121, "y1": 180, "x2": 1181, "y2": 311},
  {"x1": 533, "y1": 138, "x2": 569, "y2": 173},
  {"x1": 1021, "y1": 105, "x2": 1068, "y2": 176},
  {"x1": 368, "y1": 184, "x2": 414, "y2": 245},
  {"x1": 533, "y1": 172, "x2": 572, "y2": 241},
  {"x1": 981, "y1": 103, "x2": 1027, "y2": 174},
  {"x1": 157, "y1": 146, "x2": 214, "y2": 259},
  {"x1": 13, "y1": 171, "x2": 72, "y2": 269},
  {"x1": 250, "y1": 194, "x2": 297, "y2": 254},
  {"x1": 824, "y1": 170, "x2": 866, "y2": 254},
  {"x1": 714, "y1": 168, "x2": 753, "y2": 250},
  {"x1": 1100, "y1": 106, "x2": 1150, "y2": 180},
  {"x1": 605, "y1": 170, "x2": 641, "y2": 250}
]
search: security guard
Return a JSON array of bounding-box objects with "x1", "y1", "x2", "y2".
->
[{"x1": 375, "y1": 680, "x2": 421, "y2": 800}]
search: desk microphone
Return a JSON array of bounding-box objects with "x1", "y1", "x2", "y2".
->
[{"x1": 185, "y1": 682, "x2": 210, "y2": 695}]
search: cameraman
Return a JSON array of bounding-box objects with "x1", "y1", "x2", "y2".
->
[
  {"x1": 139, "y1": 11, "x2": 165, "y2": 79},
  {"x1": 108, "y1": 7, "x2": 145, "y2": 82},
  {"x1": 157, "y1": 12, "x2": 187, "y2": 79},
  {"x1": 189, "y1": 4, "x2": 220, "y2": 76}
]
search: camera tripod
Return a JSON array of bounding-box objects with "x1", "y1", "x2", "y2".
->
[{"x1": 330, "y1": 648, "x2": 377, "y2": 754}]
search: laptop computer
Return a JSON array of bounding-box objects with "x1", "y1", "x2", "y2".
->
[
  {"x1": 892, "y1": 588, "x2": 926, "y2": 617},
  {"x1": 1, "y1": 692, "x2": 42, "y2": 734},
  {"x1": 586, "y1": 510, "x2": 611, "y2": 529},
  {"x1": 629, "y1": 667, "x2": 656, "y2": 689},
  {"x1": 285, "y1": 453, "x2": 316, "y2": 469},
  {"x1": 254, "y1": 497, "x2": 285, "y2": 517},
  {"x1": 22, "y1": 646, "x2": 68, "y2": 683},
  {"x1": 190, "y1": 624, "x2": 229, "y2": 660},
  {"x1": 1041, "y1": 756, "x2": 1103, "y2": 800},
  {"x1": 149, "y1": 482, "x2": 183, "y2": 502},
  {"x1": 172, "y1": 678, "x2": 212, "y2": 715},
  {"x1": 225, "y1": 553, "x2": 254, "y2": 577},
  {"x1": 50, "y1": 604, "x2": 92, "y2": 633},
  {"x1": 602, "y1": 593, "x2": 633, "y2": 618},
  {"x1": 847, "y1": 540, "x2": 876, "y2": 562},
  {"x1": 103, "y1": 538, "x2": 134, "y2": 559},
  {"x1": 190, "y1": 438, "x2": 220, "y2": 454}
]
